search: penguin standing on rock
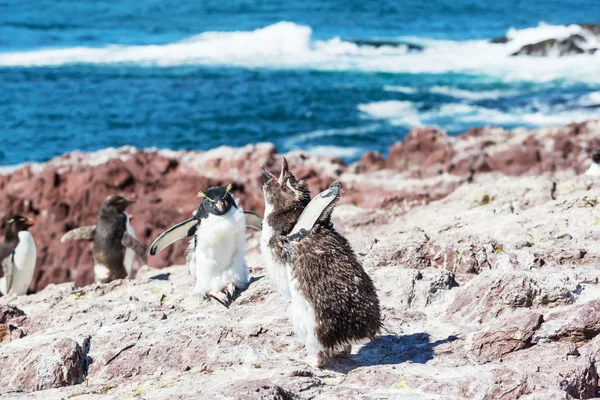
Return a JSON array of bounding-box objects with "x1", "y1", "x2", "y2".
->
[
  {"x1": 262, "y1": 158, "x2": 382, "y2": 367},
  {"x1": 149, "y1": 184, "x2": 262, "y2": 306},
  {"x1": 0, "y1": 215, "x2": 36, "y2": 296},
  {"x1": 61, "y1": 195, "x2": 147, "y2": 283}
]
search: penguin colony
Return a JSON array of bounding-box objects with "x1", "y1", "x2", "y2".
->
[{"x1": 3, "y1": 149, "x2": 598, "y2": 367}]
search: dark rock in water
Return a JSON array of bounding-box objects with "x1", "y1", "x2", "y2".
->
[
  {"x1": 490, "y1": 36, "x2": 509, "y2": 44},
  {"x1": 581, "y1": 24, "x2": 600, "y2": 35},
  {"x1": 501, "y1": 23, "x2": 600, "y2": 57},
  {"x1": 343, "y1": 38, "x2": 424, "y2": 52},
  {"x1": 511, "y1": 34, "x2": 597, "y2": 57}
]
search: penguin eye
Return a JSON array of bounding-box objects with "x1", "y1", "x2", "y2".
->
[{"x1": 282, "y1": 186, "x2": 288, "y2": 192}]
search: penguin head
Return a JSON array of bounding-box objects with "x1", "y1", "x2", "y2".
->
[
  {"x1": 4, "y1": 215, "x2": 35, "y2": 239},
  {"x1": 197, "y1": 185, "x2": 236, "y2": 216},
  {"x1": 102, "y1": 195, "x2": 135, "y2": 214},
  {"x1": 261, "y1": 157, "x2": 310, "y2": 210},
  {"x1": 593, "y1": 149, "x2": 600, "y2": 164}
]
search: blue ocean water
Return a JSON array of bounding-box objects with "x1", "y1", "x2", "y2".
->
[{"x1": 0, "y1": 0, "x2": 599, "y2": 165}]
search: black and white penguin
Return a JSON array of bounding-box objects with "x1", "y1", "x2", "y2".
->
[
  {"x1": 149, "y1": 184, "x2": 262, "y2": 306},
  {"x1": 61, "y1": 195, "x2": 147, "y2": 283},
  {"x1": 585, "y1": 149, "x2": 600, "y2": 176},
  {"x1": 0, "y1": 215, "x2": 36, "y2": 296},
  {"x1": 262, "y1": 158, "x2": 381, "y2": 367}
]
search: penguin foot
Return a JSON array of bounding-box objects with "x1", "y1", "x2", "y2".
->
[
  {"x1": 225, "y1": 282, "x2": 236, "y2": 298},
  {"x1": 206, "y1": 290, "x2": 229, "y2": 308},
  {"x1": 338, "y1": 343, "x2": 352, "y2": 357},
  {"x1": 315, "y1": 351, "x2": 327, "y2": 368}
]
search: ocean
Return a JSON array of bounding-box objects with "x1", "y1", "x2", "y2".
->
[{"x1": 0, "y1": 0, "x2": 599, "y2": 166}]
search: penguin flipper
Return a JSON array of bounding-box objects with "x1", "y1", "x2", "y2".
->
[
  {"x1": 61, "y1": 226, "x2": 96, "y2": 242},
  {"x1": 122, "y1": 232, "x2": 148, "y2": 265},
  {"x1": 149, "y1": 218, "x2": 198, "y2": 256},
  {"x1": 288, "y1": 181, "x2": 342, "y2": 240},
  {"x1": 244, "y1": 211, "x2": 263, "y2": 231},
  {"x1": 1, "y1": 255, "x2": 14, "y2": 295}
]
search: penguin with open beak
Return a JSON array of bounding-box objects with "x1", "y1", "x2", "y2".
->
[
  {"x1": 149, "y1": 184, "x2": 262, "y2": 306},
  {"x1": 0, "y1": 215, "x2": 36, "y2": 296},
  {"x1": 61, "y1": 195, "x2": 147, "y2": 283}
]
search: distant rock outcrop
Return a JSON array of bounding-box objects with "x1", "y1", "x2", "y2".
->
[{"x1": 496, "y1": 23, "x2": 600, "y2": 57}]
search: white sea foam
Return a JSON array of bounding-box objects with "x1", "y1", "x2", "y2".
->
[
  {"x1": 429, "y1": 86, "x2": 520, "y2": 100},
  {"x1": 283, "y1": 124, "x2": 381, "y2": 148},
  {"x1": 358, "y1": 101, "x2": 421, "y2": 126},
  {"x1": 357, "y1": 101, "x2": 599, "y2": 128},
  {"x1": 304, "y1": 145, "x2": 363, "y2": 159},
  {"x1": 0, "y1": 22, "x2": 599, "y2": 83},
  {"x1": 383, "y1": 85, "x2": 417, "y2": 94}
]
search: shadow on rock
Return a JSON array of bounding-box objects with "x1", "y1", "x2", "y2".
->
[
  {"x1": 149, "y1": 273, "x2": 171, "y2": 281},
  {"x1": 327, "y1": 333, "x2": 459, "y2": 373}
]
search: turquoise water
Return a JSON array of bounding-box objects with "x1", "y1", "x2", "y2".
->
[{"x1": 0, "y1": 0, "x2": 599, "y2": 165}]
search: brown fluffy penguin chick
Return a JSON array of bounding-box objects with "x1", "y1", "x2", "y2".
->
[{"x1": 262, "y1": 158, "x2": 381, "y2": 367}]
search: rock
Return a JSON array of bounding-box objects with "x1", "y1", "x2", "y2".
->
[
  {"x1": 468, "y1": 311, "x2": 543, "y2": 363},
  {"x1": 1, "y1": 169, "x2": 600, "y2": 398},
  {"x1": 511, "y1": 35, "x2": 596, "y2": 57},
  {"x1": 0, "y1": 304, "x2": 27, "y2": 342},
  {"x1": 385, "y1": 127, "x2": 454, "y2": 177},
  {"x1": 342, "y1": 38, "x2": 424, "y2": 52},
  {"x1": 447, "y1": 271, "x2": 577, "y2": 325},
  {"x1": 0, "y1": 120, "x2": 598, "y2": 293},
  {"x1": 532, "y1": 299, "x2": 600, "y2": 344},
  {"x1": 0, "y1": 336, "x2": 90, "y2": 393}
]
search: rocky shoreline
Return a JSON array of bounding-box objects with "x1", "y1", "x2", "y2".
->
[{"x1": 0, "y1": 119, "x2": 600, "y2": 398}]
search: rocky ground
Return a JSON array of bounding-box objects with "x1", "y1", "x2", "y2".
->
[{"x1": 1, "y1": 120, "x2": 600, "y2": 399}]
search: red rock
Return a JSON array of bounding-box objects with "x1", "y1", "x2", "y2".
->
[{"x1": 468, "y1": 311, "x2": 543, "y2": 363}]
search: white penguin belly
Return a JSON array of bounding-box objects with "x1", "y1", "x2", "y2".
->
[
  {"x1": 9, "y1": 231, "x2": 37, "y2": 295},
  {"x1": 190, "y1": 207, "x2": 248, "y2": 294},
  {"x1": 123, "y1": 212, "x2": 135, "y2": 277},
  {"x1": 260, "y1": 203, "x2": 292, "y2": 300},
  {"x1": 585, "y1": 163, "x2": 600, "y2": 176},
  {"x1": 289, "y1": 275, "x2": 322, "y2": 358}
]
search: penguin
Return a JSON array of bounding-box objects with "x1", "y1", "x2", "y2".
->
[
  {"x1": 262, "y1": 158, "x2": 381, "y2": 367},
  {"x1": 260, "y1": 157, "x2": 308, "y2": 300},
  {"x1": 585, "y1": 149, "x2": 600, "y2": 176},
  {"x1": 61, "y1": 195, "x2": 147, "y2": 283},
  {"x1": 149, "y1": 184, "x2": 262, "y2": 306},
  {"x1": 0, "y1": 215, "x2": 36, "y2": 296}
]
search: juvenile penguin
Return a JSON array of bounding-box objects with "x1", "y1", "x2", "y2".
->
[
  {"x1": 149, "y1": 184, "x2": 261, "y2": 305},
  {"x1": 585, "y1": 149, "x2": 600, "y2": 176},
  {"x1": 260, "y1": 157, "x2": 309, "y2": 300},
  {"x1": 0, "y1": 215, "x2": 36, "y2": 296},
  {"x1": 262, "y1": 158, "x2": 381, "y2": 367},
  {"x1": 61, "y1": 195, "x2": 147, "y2": 283}
]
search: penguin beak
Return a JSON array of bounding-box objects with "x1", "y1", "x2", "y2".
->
[
  {"x1": 279, "y1": 157, "x2": 288, "y2": 184},
  {"x1": 261, "y1": 165, "x2": 276, "y2": 184},
  {"x1": 126, "y1": 194, "x2": 136, "y2": 204},
  {"x1": 26, "y1": 217, "x2": 36, "y2": 227},
  {"x1": 216, "y1": 201, "x2": 224, "y2": 212}
]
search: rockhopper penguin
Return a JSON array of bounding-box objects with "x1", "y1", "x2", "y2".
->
[
  {"x1": 149, "y1": 184, "x2": 262, "y2": 306},
  {"x1": 261, "y1": 157, "x2": 382, "y2": 367},
  {"x1": 61, "y1": 195, "x2": 147, "y2": 283},
  {"x1": 0, "y1": 215, "x2": 36, "y2": 296}
]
